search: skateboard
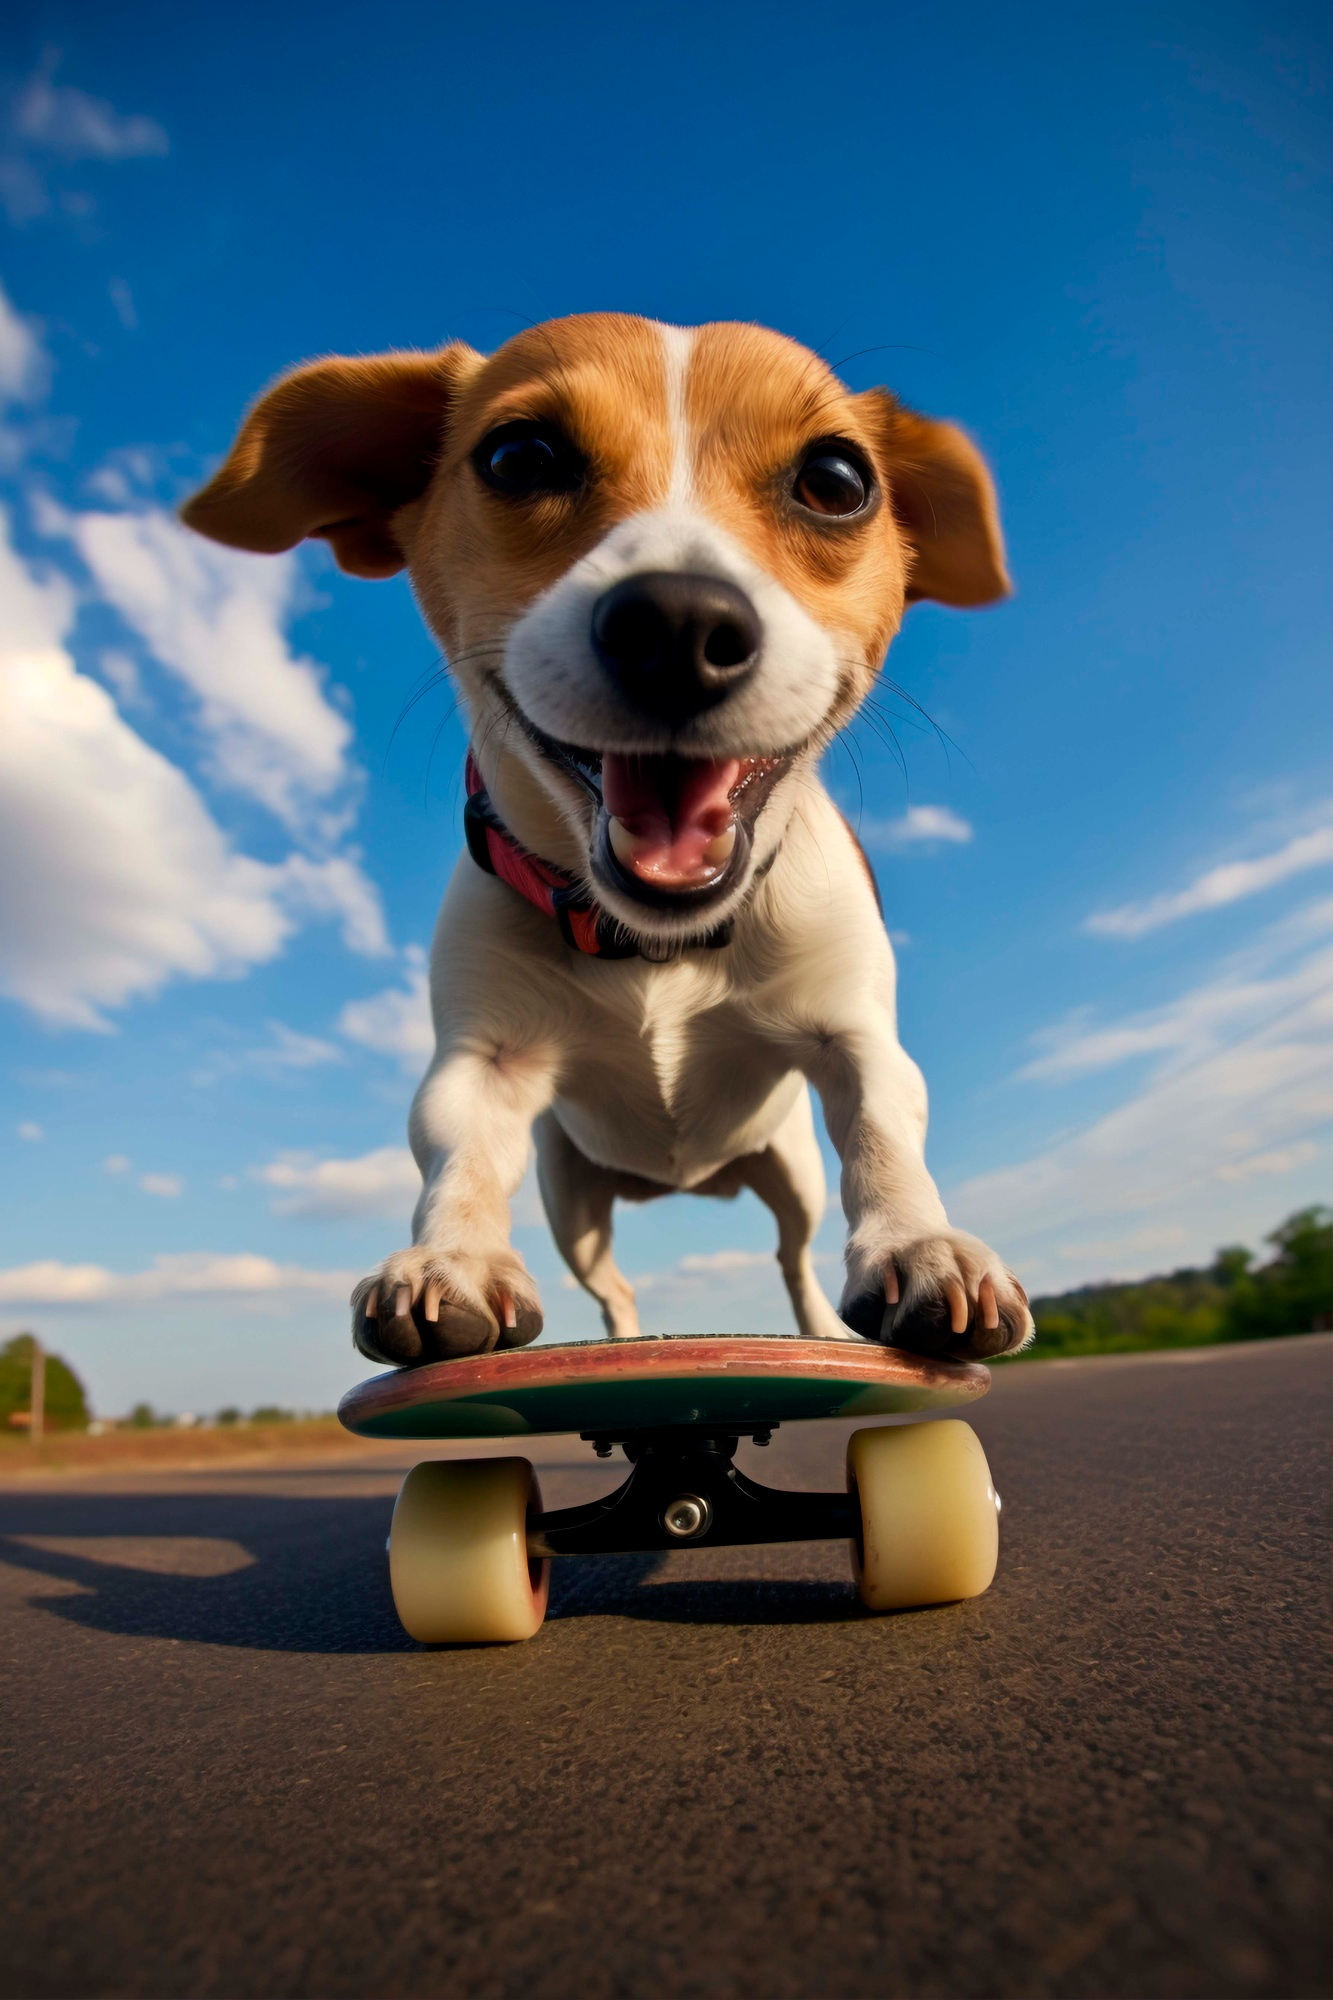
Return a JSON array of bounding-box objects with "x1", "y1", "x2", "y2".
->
[{"x1": 338, "y1": 1335, "x2": 1001, "y2": 1644}]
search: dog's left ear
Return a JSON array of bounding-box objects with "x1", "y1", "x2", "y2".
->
[
  {"x1": 860, "y1": 393, "x2": 1010, "y2": 607},
  {"x1": 181, "y1": 344, "x2": 483, "y2": 578}
]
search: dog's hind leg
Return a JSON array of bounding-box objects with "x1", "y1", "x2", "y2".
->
[
  {"x1": 738, "y1": 1086, "x2": 860, "y2": 1342},
  {"x1": 535, "y1": 1112, "x2": 644, "y2": 1340}
]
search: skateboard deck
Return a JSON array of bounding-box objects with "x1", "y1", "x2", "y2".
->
[{"x1": 337, "y1": 1334, "x2": 990, "y2": 1442}]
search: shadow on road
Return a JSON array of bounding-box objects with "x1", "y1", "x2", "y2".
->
[{"x1": 0, "y1": 1489, "x2": 863, "y2": 1652}]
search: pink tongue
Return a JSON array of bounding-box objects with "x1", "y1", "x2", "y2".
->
[{"x1": 602, "y1": 753, "x2": 741, "y2": 886}]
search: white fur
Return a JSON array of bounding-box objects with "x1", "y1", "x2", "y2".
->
[
  {"x1": 659, "y1": 321, "x2": 696, "y2": 506},
  {"x1": 354, "y1": 783, "x2": 1031, "y2": 1358},
  {"x1": 505, "y1": 505, "x2": 841, "y2": 764}
]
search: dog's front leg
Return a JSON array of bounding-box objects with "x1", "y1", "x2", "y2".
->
[
  {"x1": 352, "y1": 1038, "x2": 558, "y2": 1365},
  {"x1": 811, "y1": 1027, "x2": 1033, "y2": 1360}
]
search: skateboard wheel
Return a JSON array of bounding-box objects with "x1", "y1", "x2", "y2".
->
[
  {"x1": 388, "y1": 1458, "x2": 549, "y2": 1644},
  {"x1": 847, "y1": 1420, "x2": 999, "y2": 1612}
]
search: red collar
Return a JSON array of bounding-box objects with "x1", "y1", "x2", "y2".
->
[
  {"x1": 463, "y1": 754, "x2": 735, "y2": 960},
  {"x1": 463, "y1": 754, "x2": 639, "y2": 958}
]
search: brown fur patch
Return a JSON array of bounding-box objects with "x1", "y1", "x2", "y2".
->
[{"x1": 687, "y1": 323, "x2": 910, "y2": 688}]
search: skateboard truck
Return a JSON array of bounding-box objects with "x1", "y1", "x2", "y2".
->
[{"x1": 526, "y1": 1428, "x2": 855, "y2": 1559}]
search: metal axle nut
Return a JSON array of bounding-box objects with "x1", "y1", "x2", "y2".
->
[{"x1": 662, "y1": 1493, "x2": 712, "y2": 1540}]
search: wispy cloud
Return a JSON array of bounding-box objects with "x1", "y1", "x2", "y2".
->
[
  {"x1": 338, "y1": 948, "x2": 434, "y2": 1069},
  {"x1": 138, "y1": 1172, "x2": 182, "y2": 1198},
  {"x1": 189, "y1": 1022, "x2": 343, "y2": 1089},
  {"x1": 1, "y1": 56, "x2": 167, "y2": 225},
  {"x1": 254, "y1": 1146, "x2": 421, "y2": 1221},
  {"x1": 50, "y1": 503, "x2": 359, "y2": 839},
  {"x1": 0, "y1": 1252, "x2": 353, "y2": 1307},
  {"x1": 1, "y1": 641, "x2": 292, "y2": 1028},
  {"x1": 1086, "y1": 818, "x2": 1333, "y2": 939},
  {"x1": 676, "y1": 1249, "x2": 775, "y2": 1275},
  {"x1": 1214, "y1": 1140, "x2": 1319, "y2": 1184},
  {"x1": 951, "y1": 896, "x2": 1333, "y2": 1290},
  {"x1": 858, "y1": 804, "x2": 974, "y2": 850},
  {"x1": 0, "y1": 277, "x2": 49, "y2": 406}
]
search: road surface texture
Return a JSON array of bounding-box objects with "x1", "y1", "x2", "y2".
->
[{"x1": 1, "y1": 1335, "x2": 1329, "y2": 2000}]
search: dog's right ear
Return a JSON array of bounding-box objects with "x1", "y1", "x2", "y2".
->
[{"x1": 180, "y1": 344, "x2": 483, "y2": 578}]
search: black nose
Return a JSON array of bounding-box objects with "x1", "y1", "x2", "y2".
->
[{"x1": 590, "y1": 572, "x2": 761, "y2": 723}]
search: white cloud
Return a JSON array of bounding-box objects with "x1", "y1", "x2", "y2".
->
[
  {"x1": 103, "y1": 1154, "x2": 130, "y2": 1174},
  {"x1": 860, "y1": 804, "x2": 973, "y2": 850},
  {"x1": 677, "y1": 1248, "x2": 774, "y2": 1274},
  {"x1": 108, "y1": 277, "x2": 136, "y2": 331},
  {"x1": 1, "y1": 59, "x2": 167, "y2": 225},
  {"x1": 138, "y1": 1172, "x2": 182, "y2": 1198},
  {"x1": 338, "y1": 947, "x2": 434, "y2": 1068},
  {"x1": 0, "y1": 646, "x2": 294, "y2": 1027},
  {"x1": 0, "y1": 276, "x2": 48, "y2": 404},
  {"x1": 251, "y1": 1023, "x2": 343, "y2": 1071},
  {"x1": 1215, "y1": 1141, "x2": 1319, "y2": 1184},
  {"x1": 12, "y1": 65, "x2": 168, "y2": 161},
  {"x1": 254, "y1": 1145, "x2": 421, "y2": 1221},
  {"x1": 190, "y1": 1021, "x2": 343, "y2": 1087},
  {"x1": 83, "y1": 447, "x2": 167, "y2": 507},
  {"x1": 1086, "y1": 819, "x2": 1333, "y2": 939},
  {"x1": 949, "y1": 900, "x2": 1333, "y2": 1291},
  {"x1": 1020, "y1": 946, "x2": 1331, "y2": 1083},
  {"x1": 0, "y1": 1252, "x2": 353, "y2": 1307},
  {"x1": 17, "y1": 1120, "x2": 42, "y2": 1141},
  {"x1": 0, "y1": 499, "x2": 75, "y2": 644},
  {"x1": 59, "y1": 506, "x2": 357, "y2": 836},
  {"x1": 275, "y1": 853, "x2": 388, "y2": 958},
  {"x1": 0, "y1": 510, "x2": 387, "y2": 1028},
  {"x1": 99, "y1": 648, "x2": 144, "y2": 707}
]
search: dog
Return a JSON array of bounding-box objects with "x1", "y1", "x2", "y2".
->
[{"x1": 183, "y1": 313, "x2": 1033, "y2": 1366}]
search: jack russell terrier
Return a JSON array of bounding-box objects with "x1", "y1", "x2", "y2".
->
[{"x1": 183, "y1": 313, "x2": 1033, "y2": 1367}]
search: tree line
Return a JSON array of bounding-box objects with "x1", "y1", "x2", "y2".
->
[{"x1": 1027, "y1": 1206, "x2": 1332, "y2": 1358}]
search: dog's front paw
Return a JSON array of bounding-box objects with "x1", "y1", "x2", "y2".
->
[
  {"x1": 351, "y1": 1247, "x2": 544, "y2": 1366},
  {"x1": 841, "y1": 1231, "x2": 1032, "y2": 1360}
]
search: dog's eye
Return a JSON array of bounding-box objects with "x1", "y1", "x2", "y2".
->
[
  {"x1": 473, "y1": 421, "x2": 583, "y2": 499},
  {"x1": 794, "y1": 447, "x2": 871, "y2": 518}
]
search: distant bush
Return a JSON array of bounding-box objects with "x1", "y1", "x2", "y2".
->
[
  {"x1": 1218, "y1": 1208, "x2": 1332, "y2": 1340},
  {"x1": 250, "y1": 1405, "x2": 294, "y2": 1424},
  {"x1": 1027, "y1": 1206, "x2": 1332, "y2": 1359},
  {"x1": 0, "y1": 1334, "x2": 90, "y2": 1431},
  {"x1": 128, "y1": 1402, "x2": 159, "y2": 1428},
  {"x1": 215, "y1": 1407, "x2": 242, "y2": 1426}
]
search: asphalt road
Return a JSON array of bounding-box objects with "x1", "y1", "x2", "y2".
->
[{"x1": 1, "y1": 1336, "x2": 1329, "y2": 2000}]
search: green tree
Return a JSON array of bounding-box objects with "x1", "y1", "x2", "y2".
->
[
  {"x1": 0, "y1": 1334, "x2": 90, "y2": 1431},
  {"x1": 1221, "y1": 1207, "x2": 1333, "y2": 1340},
  {"x1": 128, "y1": 1402, "x2": 158, "y2": 1429}
]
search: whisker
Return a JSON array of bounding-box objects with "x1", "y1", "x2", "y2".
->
[{"x1": 828, "y1": 342, "x2": 947, "y2": 375}]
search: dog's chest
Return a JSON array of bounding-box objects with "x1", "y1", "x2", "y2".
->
[{"x1": 558, "y1": 955, "x2": 793, "y2": 1180}]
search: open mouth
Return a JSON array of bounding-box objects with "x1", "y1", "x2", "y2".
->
[{"x1": 518, "y1": 720, "x2": 791, "y2": 910}]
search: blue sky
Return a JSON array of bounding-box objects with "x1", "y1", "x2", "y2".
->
[{"x1": 0, "y1": 0, "x2": 1328, "y2": 1416}]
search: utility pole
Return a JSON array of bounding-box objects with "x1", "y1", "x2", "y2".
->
[{"x1": 30, "y1": 1337, "x2": 44, "y2": 1446}]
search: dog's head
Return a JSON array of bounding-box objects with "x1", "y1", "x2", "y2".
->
[{"x1": 183, "y1": 314, "x2": 1007, "y2": 943}]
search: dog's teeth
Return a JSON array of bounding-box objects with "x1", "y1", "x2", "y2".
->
[
  {"x1": 607, "y1": 815, "x2": 650, "y2": 869},
  {"x1": 702, "y1": 824, "x2": 737, "y2": 868}
]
